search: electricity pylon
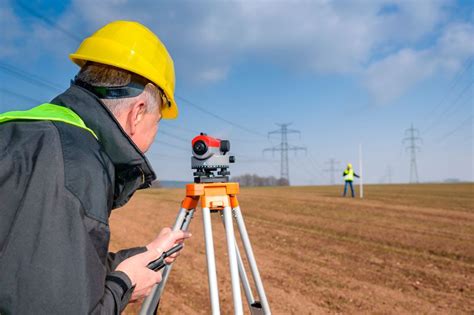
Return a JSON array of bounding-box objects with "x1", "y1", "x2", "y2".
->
[
  {"x1": 324, "y1": 158, "x2": 340, "y2": 185},
  {"x1": 403, "y1": 124, "x2": 422, "y2": 183},
  {"x1": 263, "y1": 123, "x2": 306, "y2": 185}
]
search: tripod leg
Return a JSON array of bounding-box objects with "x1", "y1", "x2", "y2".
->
[
  {"x1": 202, "y1": 207, "x2": 220, "y2": 315},
  {"x1": 234, "y1": 206, "x2": 271, "y2": 314},
  {"x1": 223, "y1": 206, "x2": 244, "y2": 315},
  {"x1": 139, "y1": 207, "x2": 194, "y2": 315},
  {"x1": 220, "y1": 215, "x2": 256, "y2": 308},
  {"x1": 235, "y1": 240, "x2": 256, "y2": 309}
]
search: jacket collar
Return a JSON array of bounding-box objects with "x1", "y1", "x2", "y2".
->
[{"x1": 51, "y1": 85, "x2": 157, "y2": 208}]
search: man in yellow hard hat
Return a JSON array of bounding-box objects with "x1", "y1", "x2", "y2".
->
[
  {"x1": 0, "y1": 21, "x2": 190, "y2": 314},
  {"x1": 342, "y1": 163, "x2": 360, "y2": 197}
]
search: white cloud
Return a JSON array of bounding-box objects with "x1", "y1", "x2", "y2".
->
[
  {"x1": 2, "y1": 0, "x2": 472, "y2": 103},
  {"x1": 364, "y1": 49, "x2": 435, "y2": 105},
  {"x1": 61, "y1": 0, "x2": 451, "y2": 82},
  {"x1": 364, "y1": 22, "x2": 474, "y2": 105}
]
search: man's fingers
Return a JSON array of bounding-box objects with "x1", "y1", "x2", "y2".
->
[
  {"x1": 171, "y1": 230, "x2": 192, "y2": 241},
  {"x1": 169, "y1": 251, "x2": 180, "y2": 258}
]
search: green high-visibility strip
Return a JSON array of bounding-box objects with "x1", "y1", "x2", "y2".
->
[{"x1": 0, "y1": 103, "x2": 98, "y2": 140}]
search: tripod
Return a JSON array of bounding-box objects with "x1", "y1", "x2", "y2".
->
[{"x1": 139, "y1": 182, "x2": 271, "y2": 315}]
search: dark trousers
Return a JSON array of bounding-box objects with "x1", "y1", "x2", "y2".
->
[{"x1": 343, "y1": 181, "x2": 355, "y2": 197}]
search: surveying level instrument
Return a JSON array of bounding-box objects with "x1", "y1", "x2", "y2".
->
[
  {"x1": 191, "y1": 132, "x2": 236, "y2": 183},
  {"x1": 140, "y1": 134, "x2": 271, "y2": 315}
]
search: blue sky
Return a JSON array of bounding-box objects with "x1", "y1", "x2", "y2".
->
[{"x1": 0, "y1": 0, "x2": 473, "y2": 185}]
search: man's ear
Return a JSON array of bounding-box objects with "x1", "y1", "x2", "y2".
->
[{"x1": 128, "y1": 100, "x2": 146, "y2": 136}]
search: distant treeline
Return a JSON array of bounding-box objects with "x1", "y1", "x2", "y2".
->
[{"x1": 231, "y1": 174, "x2": 289, "y2": 187}]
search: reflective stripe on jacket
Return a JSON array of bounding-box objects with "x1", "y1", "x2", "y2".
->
[{"x1": 0, "y1": 103, "x2": 98, "y2": 139}]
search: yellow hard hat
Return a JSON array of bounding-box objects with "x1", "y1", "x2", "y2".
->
[
  {"x1": 347, "y1": 163, "x2": 352, "y2": 169},
  {"x1": 69, "y1": 20, "x2": 178, "y2": 119}
]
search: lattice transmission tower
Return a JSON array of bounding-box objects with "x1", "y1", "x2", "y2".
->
[
  {"x1": 263, "y1": 123, "x2": 306, "y2": 185},
  {"x1": 324, "y1": 158, "x2": 340, "y2": 185},
  {"x1": 403, "y1": 124, "x2": 422, "y2": 183}
]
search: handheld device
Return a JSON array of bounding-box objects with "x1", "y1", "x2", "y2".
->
[{"x1": 147, "y1": 243, "x2": 184, "y2": 271}]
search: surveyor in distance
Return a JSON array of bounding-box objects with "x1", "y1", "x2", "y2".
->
[
  {"x1": 0, "y1": 21, "x2": 191, "y2": 314},
  {"x1": 342, "y1": 163, "x2": 360, "y2": 198}
]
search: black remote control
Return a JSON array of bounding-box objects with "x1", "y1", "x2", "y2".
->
[{"x1": 147, "y1": 243, "x2": 184, "y2": 271}]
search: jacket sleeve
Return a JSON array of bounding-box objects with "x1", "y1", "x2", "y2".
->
[
  {"x1": 107, "y1": 247, "x2": 147, "y2": 271},
  {"x1": 91, "y1": 271, "x2": 135, "y2": 314}
]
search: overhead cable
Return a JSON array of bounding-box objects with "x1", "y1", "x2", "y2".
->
[
  {"x1": 176, "y1": 95, "x2": 266, "y2": 138},
  {"x1": 17, "y1": 2, "x2": 83, "y2": 43},
  {"x1": 0, "y1": 87, "x2": 43, "y2": 104}
]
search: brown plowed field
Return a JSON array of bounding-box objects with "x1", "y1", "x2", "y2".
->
[{"x1": 109, "y1": 183, "x2": 474, "y2": 314}]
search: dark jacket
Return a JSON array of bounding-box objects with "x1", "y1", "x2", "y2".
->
[{"x1": 0, "y1": 85, "x2": 157, "y2": 314}]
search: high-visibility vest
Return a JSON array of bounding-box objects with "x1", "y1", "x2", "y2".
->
[
  {"x1": 0, "y1": 103, "x2": 98, "y2": 140},
  {"x1": 344, "y1": 169, "x2": 354, "y2": 181}
]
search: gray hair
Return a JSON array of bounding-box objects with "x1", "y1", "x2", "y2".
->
[{"x1": 75, "y1": 62, "x2": 160, "y2": 116}]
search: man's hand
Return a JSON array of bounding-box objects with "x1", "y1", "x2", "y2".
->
[
  {"x1": 115, "y1": 250, "x2": 163, "y2": 301},
  {"x1": 146, "y1": 228, "x2": 191, "y2": 264},
  {"x1": 116, "y1": 228, "x2": 191, "y2": 301}
]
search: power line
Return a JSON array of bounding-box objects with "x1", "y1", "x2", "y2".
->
[
  {"x1": 263, "y1": 123, "x2": 307, "y2": 184},
  {"x1": 423, "y1": 80, "x2": 474, "y2": 135},
  {"x1": 237, "y1": 153, "x2": 280, "y2": 164},
  {"x1": 422, "y1": 56, "x2": 473, "y2": 126},
  {"x1": 158, "y1": 129, "x2": 189, "y2": 143},
  {"x1": 160, "y1": 121, "x2": 201, "y2": 135},
  {"x1": 0, "y1": 62, "x2": 64, "y2": 92},
  {"x1": 438, "y1": 115, "x2": 473, "y2": 142},
  {"x1": 153, "y1": 153, "x2": 188, "y2": 160},
  {"x1": 176, "y1": 95, "x2": 266, "y2": 137},
  {"x1": 403, "y1": 124, "x2": 422, "y2": 183},
  {"x1": 154, "y1": 140, "x2": 188, "y2": 152},
  {"x1": 17, "y1": 2, "x2": 83, "y2": 43},
  {"x1": 0, "y1": 87, "x2": 43, "y2": 104}
]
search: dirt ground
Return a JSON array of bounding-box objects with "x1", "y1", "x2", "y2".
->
[{"x1": 109, "y1": 183, "x2": 474, "y2": 314}]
